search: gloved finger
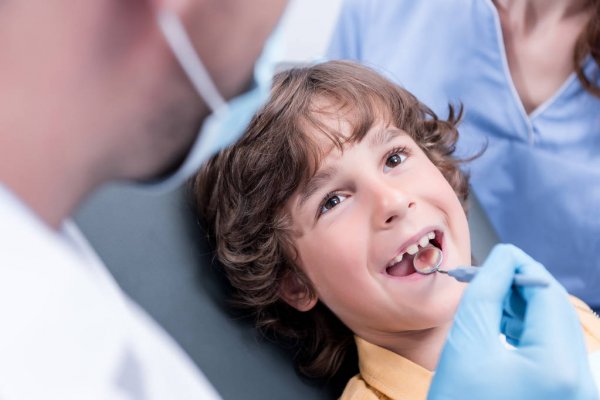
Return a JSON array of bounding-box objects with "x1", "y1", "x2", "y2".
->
[
  {"x1": 499, "y1": 286, "x2": 526, "y2": 344},
  {"x1": 468, "y1": 244, "x2": 532, "y2": 303},
  {"x1": 500, "y1": 313, "x2": 524, "y2": 346},
  {"x1": 516, "y1": 261, "x2": 581, "y2": 351},
  {"x1": 503, "y1": 249, "x2": 590, "y2": 381},
  {"x1": 516, "y1": 269, "x2": 595, "y2": 399},
  {"x1": 503, "y1": 283, "x2": 526, "y2": 320},
  {"x1": 453, "y1": 244, "x2": 524, "y2": 344}
]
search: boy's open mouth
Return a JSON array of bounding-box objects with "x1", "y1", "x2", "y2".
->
[{"x1": 385, "y1": 230, "x2": 444, "y2": 277}]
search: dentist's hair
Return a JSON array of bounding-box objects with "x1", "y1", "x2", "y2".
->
[
  {"x1": 192, "y1": 61, "x2": 469, "y2": 379},
  {"x1": 574, "y1": 0, "x2": 600, "y2": 97}
]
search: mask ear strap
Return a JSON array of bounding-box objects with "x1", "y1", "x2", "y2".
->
[{"x1": 157, "y1": 9, "x2": 228, "y2": 112}]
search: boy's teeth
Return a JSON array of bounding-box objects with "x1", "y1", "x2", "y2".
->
[
  {"x1": 406, "y1": 244, "x2": 419, "y2": 255},
  {"x1": 392, "y1": 253, "x2": 404, "y2": 265},
  {"x1": 388, "y1": 231, "x2": 438, "y2": 267}
]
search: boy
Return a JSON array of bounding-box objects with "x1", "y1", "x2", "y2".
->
[{"x1": 192, "y1": 61, "x2": 600, "y2": 399}]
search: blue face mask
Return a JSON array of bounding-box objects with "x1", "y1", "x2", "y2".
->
[{"x1": 144, "y1": 9, "x2": 282, "y2": 192}]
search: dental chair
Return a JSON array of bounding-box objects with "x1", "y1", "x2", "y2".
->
[
  {"x1": 75, "y1": 184, "x2": 498, "y2": 399},
  {"x1": 76, "y1": 185, "x2": 348, "y2": 399}
]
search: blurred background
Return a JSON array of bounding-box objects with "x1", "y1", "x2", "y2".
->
[{"x1": 277, "y1": 0, "x2": 342, "y2": 63}]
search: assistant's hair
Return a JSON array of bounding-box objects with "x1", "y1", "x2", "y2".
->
[
  {"x1": 574, "y1": 0, "x2": 600, "y2": 97},
  {"x1": 191, "y1": 61, "x2": 469, "y2": 379}
]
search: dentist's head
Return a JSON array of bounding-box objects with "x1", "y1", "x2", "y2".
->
[{"x1": 0, "y1": 0, "x2": 287, "y2": 227}]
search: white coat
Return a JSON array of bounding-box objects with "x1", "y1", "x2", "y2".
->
[{"x1": 0, "y1": 185, "x2": 220, "y2": 400}]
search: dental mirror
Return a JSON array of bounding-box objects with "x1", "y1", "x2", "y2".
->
[
  {"x1": 413, "y1": 246, "x2": 550, "y2": 287},
  {"x1": 413, "y1": 245, "x2": 443, "y2": 274}
]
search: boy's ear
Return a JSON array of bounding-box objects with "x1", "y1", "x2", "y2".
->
[{"x1": 280, "y1": 272, "x2": 318, "y2": 312}]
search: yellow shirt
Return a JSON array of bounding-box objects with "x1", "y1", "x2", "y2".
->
[{"x1": 340, "y1": 297, "x2": 600, "y2": 400}]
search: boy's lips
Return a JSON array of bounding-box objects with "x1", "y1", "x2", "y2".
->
[{"x1": 384, "y1": 228, "x2": 444, "y2": 278}]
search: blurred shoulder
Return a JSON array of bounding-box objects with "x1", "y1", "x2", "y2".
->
[
  {"x1": 340, "y1": 374, "x2": 387, "y2": 400},
  {"x1": 570, "y1": 295, "x2": 600, "y2": 353}
]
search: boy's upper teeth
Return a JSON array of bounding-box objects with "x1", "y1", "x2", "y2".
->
[
  {"x1": 388, "y1": 231, "x2": 437, "y2": 267},
  {"x1": 406, "y1": 244, "x2": 419, "y2": 255}
]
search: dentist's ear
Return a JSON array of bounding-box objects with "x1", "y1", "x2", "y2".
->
[{"x1": 280, "y1": 271, "x2": 318, "y2": 312}]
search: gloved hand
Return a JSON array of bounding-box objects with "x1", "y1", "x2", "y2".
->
[{"x1": 427, "y1": 244, "x2": 598, "y2": 400}]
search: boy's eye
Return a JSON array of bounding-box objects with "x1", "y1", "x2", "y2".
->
[
  {"x1": 318, "y1": 193, "x2": 347, "y2": 216},
  {"x1": 384, "y1": 149, "x2": 408, "y2": 172}
]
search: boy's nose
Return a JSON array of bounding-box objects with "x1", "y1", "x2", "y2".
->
[{"x1": 370, "y1": 182, "x2": 415, "y2": 230}]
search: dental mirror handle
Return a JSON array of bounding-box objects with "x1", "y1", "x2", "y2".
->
[{"x1": 442, "y1": 266, "x2": 549, "y2": 287}]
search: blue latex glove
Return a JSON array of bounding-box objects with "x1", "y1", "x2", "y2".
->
[{"x1": 428, "y1": 244, "x2": 598, "y2": 400}]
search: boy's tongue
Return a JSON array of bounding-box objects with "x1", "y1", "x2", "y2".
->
[{"x1": 387, "y1": 254, "x2": 417, "y2": 277}]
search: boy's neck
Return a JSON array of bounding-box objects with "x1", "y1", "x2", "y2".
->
[
  {"x1": 364, "y1": 322, "x2": 453, "y2": 371},
  {"x1": 493, "y1": 0, "x2": 591, "y2": 31}
]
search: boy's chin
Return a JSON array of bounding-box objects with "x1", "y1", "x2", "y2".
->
[{"x1": 430, "y1": 287, "x2": 464, "y2": 319}]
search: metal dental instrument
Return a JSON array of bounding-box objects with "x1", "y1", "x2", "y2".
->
[{"x1": 413, "y1": 246, "x2": 549, "y2": 287}]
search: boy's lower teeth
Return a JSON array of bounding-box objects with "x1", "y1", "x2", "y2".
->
[{"x1": 387, "y1": 254, "x2": 417, "y2": 277}]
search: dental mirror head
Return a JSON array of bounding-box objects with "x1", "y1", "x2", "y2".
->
[{"x1": 413, "y1": 246, "x2": 443, "y2": 274}]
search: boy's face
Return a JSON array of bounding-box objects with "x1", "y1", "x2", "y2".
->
[{"x1": 285, "y1": 115, "x2": 471, "y2": 345}]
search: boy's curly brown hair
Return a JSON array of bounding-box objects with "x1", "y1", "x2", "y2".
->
[{"x1": 191, "y1": 61, "x2": 469, "y2": 380}]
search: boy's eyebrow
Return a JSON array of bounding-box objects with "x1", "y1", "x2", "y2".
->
[
  {"x1": 369, "y1": 127, "x2": 402, "y2": 148},
  {"x1": 298, "y1": 165, "x2": 338, "y2": 208},
  {"x1": 297, "y1": 128, "x2": 403, "y2": 209}
]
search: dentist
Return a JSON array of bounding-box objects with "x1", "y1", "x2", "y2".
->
[
  {"x1": 0, "y1": 1, "x2": 286, "y2": 398},
  {"x1": 0, "y1": 0, "x2": 595, "y2": 399}
]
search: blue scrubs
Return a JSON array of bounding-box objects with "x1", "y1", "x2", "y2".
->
[{"x1": 328, "y1": 0, "x2": 600, "y2": 306}]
